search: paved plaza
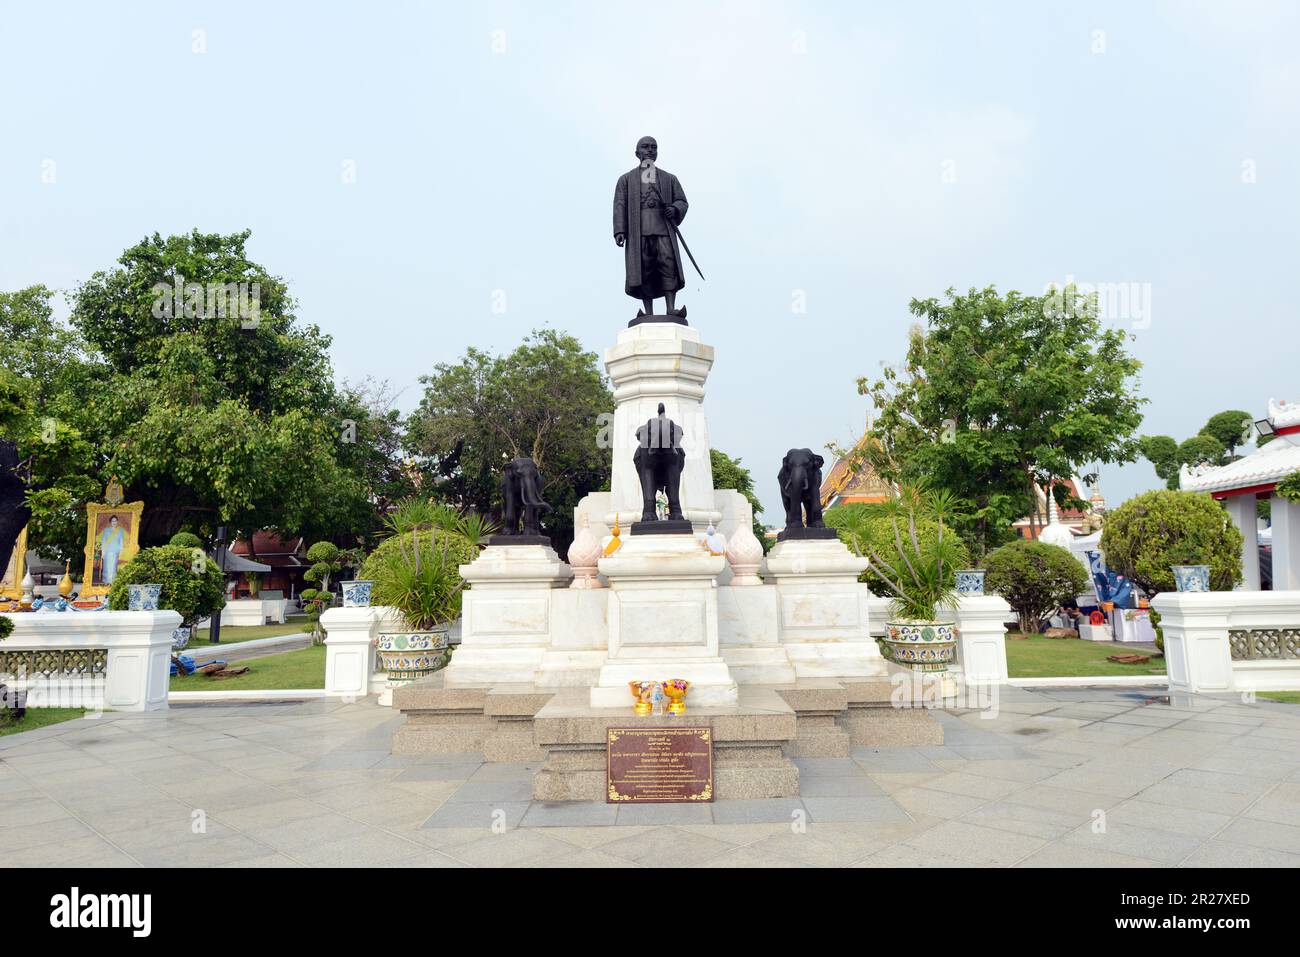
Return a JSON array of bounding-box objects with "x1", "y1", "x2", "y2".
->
[{"x1": 3, "y1": 686, "x2": 1300, "y2": 868}]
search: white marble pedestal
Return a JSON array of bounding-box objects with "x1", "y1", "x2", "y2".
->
[
  {"x1": 590, "y1": 532, "x2": 738, "y2": 707},
  {"x1": 760, "y1": 536, "x2": 887, "y2": 678},
  {"x1": 441, "y1": 543, "x2": 573, "y2": 688}
]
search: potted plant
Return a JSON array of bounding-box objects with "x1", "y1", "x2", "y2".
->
[
  {"x1": 360, "y1": 529, "x2": 470, "y2": 683},
  {"x1": 107, "y1": 545, "x2": 227, "y2": 649},
  {"x1": 358, "y1": 501, "x2": 491, "y2": 685},
  {"x1": 854, "y1": 487, "x2": 966, "y2": 673}
]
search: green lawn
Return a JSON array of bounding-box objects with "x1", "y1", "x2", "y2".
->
[
  {"x1": 170, "y1": 643, "x2": 326, "y2": 692},
  {"x1": 1258, "y1": 691, "x2": 1300, "y2": 705},
  {"x1": 0, "y1": 708, "x2": 88, "y2": 737},
  {"x1": 1005, "y1": 634, "x2": 1168, "y2": 679},
  {"x1": 191, "y1": 620, "x2": 310, "y2": 646}
]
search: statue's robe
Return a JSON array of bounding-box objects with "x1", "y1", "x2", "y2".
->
[{"x1": 613, "y1": 167, "x2": 689, "y2": 299}]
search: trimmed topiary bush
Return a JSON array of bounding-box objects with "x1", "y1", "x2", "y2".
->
[
  {"x1": 168, "y1": 531, "x2": 203, "y2": 549},
  {"x1": 1100, "y1": 490, "x2": 1243, "y2": 595},
  {"x1": 106, "y1": 544, "x2": 226, "y2": 627},
  {"x1": 984, "y1": 540, "x2": 1091, "y2": 634},
  {"x1": 0, "y1": 614, "x2": 13, "y2": 642}
]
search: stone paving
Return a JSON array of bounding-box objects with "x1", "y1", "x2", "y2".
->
[{"x1": 2, "y1": 685, "x2": 1300, "y2": 867}]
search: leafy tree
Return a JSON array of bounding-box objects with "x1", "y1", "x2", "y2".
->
[
  {"x1": 1202, "y1": 410, "x2": 1254, "y2": 456},
  {"x1": 406, "y1": 329, "x2": 613, "y2": 553},
  {"x1": 859, "y1": 285, "x2": 1144, "y2": 558},
  {"x1": 1100, "y1": 490, "x2": 1243, "y2": 595},
  {"x1": 0, "y1": 287, "x2": 104, "y2": 569},
  {"x1": 69, "y1": 230, "x2": 381, "y2": 546},
  {"x1": 984, "y1": 540, "x2": 1090, "y2": 633},
  {"x1": 106, "y1": 544, "x2": 226, "y2": 628},
  {"x1": 1140, "y1": 408, "x2": 1254, "y2": 490},
  {"x1": 710, "y1": 449, "x2": 769, "y2": 552}
]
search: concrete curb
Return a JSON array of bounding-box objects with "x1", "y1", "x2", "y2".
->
[
  {"x1": 1008, "y1": 675, "x2": 1169, "y2": 688},
  {"x1": 168, "y1": 689, "x2": 326, "y2": 702}
]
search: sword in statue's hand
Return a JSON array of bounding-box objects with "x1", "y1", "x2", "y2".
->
[
  {"x1": 663, "y1": 206, "x2": 705, "y2": 282},
  {"x1": 651, "y1": 179, "x2": 705, "y2": 282}
]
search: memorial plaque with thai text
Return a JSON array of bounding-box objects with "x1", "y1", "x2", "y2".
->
[{"x1": 607, "y1": 727, "x2": 714, "y2": 803}]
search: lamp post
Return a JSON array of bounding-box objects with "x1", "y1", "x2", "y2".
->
[{"x1": 210, "y1": 525, "x2": 227, "y2": 644}]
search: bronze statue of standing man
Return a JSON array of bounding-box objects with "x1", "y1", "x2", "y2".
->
[{"x1": 613, "y1": 136, "x2": 690, "y2": 322}]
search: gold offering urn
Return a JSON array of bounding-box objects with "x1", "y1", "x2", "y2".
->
[
  {"x1": 661, "y1": 679, "x2": 689, "y2": 715},
  {"x1": 628, "y1": 681, "x2": 656, "y2": 716},
  {"x1": 59, "y1": 561, "x2": 74, "y2": 598}
]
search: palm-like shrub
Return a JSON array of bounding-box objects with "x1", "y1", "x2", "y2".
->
[
  {"x1": 984, "y1": 540, "x2": 1090, "y2": 633},
  {"x1": 842, "y1": 486, "x2": 966, "y2": 621},
  {"x1": 360, "y1": 529, "x2": 474, "y2": 631},
  {"x1": 1100, "y1": 490, "x2": 1243, "y2": 595},
  {"x1": 0, "y1": 614, "x2": 13, "y2": 642},
  {"x1": 827, "y1": 500, "x2": 971, "y2": 596},
  {"x1": 106, "y1": 545, "x2": 226, "y2": 627},
  {"x1": 383, "y1": 499, "x2": 497, "y2": 548},
  {"x1": 362, "y1": 529, "x2": 469, "y2": 631}
]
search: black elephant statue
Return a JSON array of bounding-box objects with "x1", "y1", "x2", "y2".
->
[
  {"x1": 779, "y1": 448, "x2": 827, "y2": 531},
  {"x1": 633, "y1": 403, "x2": 686, "y2": 525},
  {"x1": 499, "y1": 456, "x2": 552, "y2": 539}
]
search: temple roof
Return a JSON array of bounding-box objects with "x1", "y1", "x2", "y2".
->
[
  {"x1": 1269, "y1": 397, "x2": 1300, "y2": 431},
  {"x1": 1178, "y1": 397, "x2": 1300, "y2": 495},
  {"x1": 820, "y1": 442, "x2": 893, "y2": 508},
  {"x1": 1180, "y1": 434, "x2": 1300, "y2": 495}
]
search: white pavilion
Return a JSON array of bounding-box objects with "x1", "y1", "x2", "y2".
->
[{"x1": 1180, "y1": 398, "x2": 1300, "y2": 591}]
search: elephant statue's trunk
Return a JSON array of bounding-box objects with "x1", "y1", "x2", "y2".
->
[{"x1": 520, "y1": 471, "x2": 553, "y2": 512}]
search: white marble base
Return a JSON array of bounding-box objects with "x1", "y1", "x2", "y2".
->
[
  {"x1": 759, "y1": 537, "x2": 885, "y2": 679},
  {"x1": 442, "y1": 543, "x2": 573, "y2": 688},
  {"x1": 589, "y1": 658, "x2": 738, "y2": 707},
  {"x1": 590, "y1": 532, "x2": 737, "y2": 707},
  {"x1": 603, "y1": 323, "x2": 721, "y2": 530},
  {"x1": 717, "y1": 581, "x2": 796, "y2": 682},
  {"x1": 535, "y1": 589, "x2": 609, "y2": 687}
]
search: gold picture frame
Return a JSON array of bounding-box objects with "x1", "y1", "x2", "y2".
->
[
  {"x1": 1, "y1": 526, "x2": 27, "y2": 601},
  {"x1": 80, "y1": 501, "x2": 144, "y2": 599}
]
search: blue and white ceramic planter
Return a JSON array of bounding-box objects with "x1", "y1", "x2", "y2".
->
[
  {"x1": 127, "y1": 583, "x2": 163, "y2": 611},
  {"x1": 377, "y1": 628, "x2": 450, "y2": 681},
  {"x1": 1171, "y1": 565, "x2": 1211, "y2": 593},
  {"x1": 884, "y1": 619, "x2": 958, "y2": 672},
  {"x1": 955, "y1": 569, "x2": 986, "y2": 596},
  {"x1": 171, "y1": 625, "x2": 192, "y2": 651},
  {"x1": 341, "y1": 580, "x2": 374, "y2": 608}
]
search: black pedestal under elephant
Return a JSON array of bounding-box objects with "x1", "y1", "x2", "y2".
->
[
  {"x1": 779, "y1": 448, "x2": 827, "y2": 531},
  {"x1": 499, "y1": 456, "x2": 552, "y2": 538},
  {"x1": 633, "y1": 403, "x2": 686, "y2": 524}
]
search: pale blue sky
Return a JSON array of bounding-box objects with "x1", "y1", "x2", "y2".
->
[{"x1": 2, "y1": 1, "x2": 1297, "y2": 520}]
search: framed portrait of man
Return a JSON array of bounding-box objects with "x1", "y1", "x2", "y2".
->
[
  {"x1": 80, "y1": 502, "x2": 144, "y2": 599},
  {"x1": 1, "y1": 526, "x2": 27, "y2": 601}
]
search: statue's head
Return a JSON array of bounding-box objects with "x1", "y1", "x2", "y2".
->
[{"x1": 634, "y1": 136, "x2": 658, "y2": 163}]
